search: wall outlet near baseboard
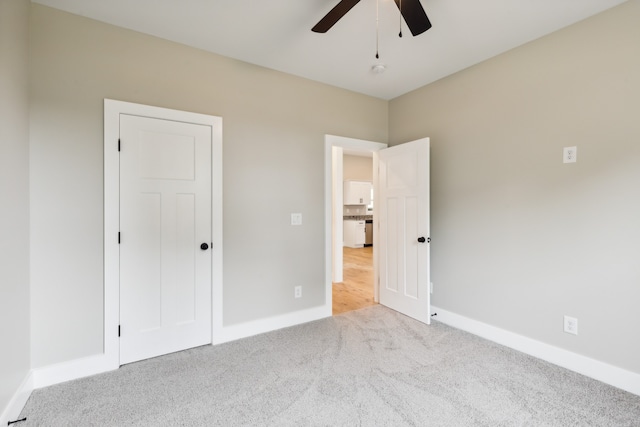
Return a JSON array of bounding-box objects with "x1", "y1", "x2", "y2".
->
[
  {"x1": 564, "y1": 315, "x2": 578, "y2": 335},
  {"x1": 294, "y1": 286, "x2": 302, "y2": 299}
]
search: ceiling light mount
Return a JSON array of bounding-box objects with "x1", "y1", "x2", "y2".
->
[{"x1": 371, "y1": 64, "x2": 387, "y2": 74}]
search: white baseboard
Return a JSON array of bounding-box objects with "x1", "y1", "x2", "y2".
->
[
  {"x1": 212, "y1": 304, "x2": 331, "y2": 345},
  {"x1": 29, "y1": 305, "x2": 331, "y2": 391},
  {"x1": 33, "y1": 353, "x2": 117, "y2": 389},
  {"x1": 24, "y1": 305, "x2": 640, "y2": 399},
  {"x1": 0, "y1": 370, "x2": 34, "y2": 426},
  {"x1": 431, "y1": 305, "x2": 640, "y2": 396}
]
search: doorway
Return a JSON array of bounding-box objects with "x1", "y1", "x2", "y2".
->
[
  {"x1": 323, "y1": 135, "x2": 387, "y2": 316},
  {"x1": 324, "y1": 135, "x2": 432, "y2": 323},
  {"x1": 333, "y1": 151, "x2": 376, "y2": 315}
]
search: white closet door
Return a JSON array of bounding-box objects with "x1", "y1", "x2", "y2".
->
[{"x1": 119, "y1": 114, "x2": 212, "y2": 364}]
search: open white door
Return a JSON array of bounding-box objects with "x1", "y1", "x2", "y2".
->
[{"x1": 376, "y1": 138, "x2": 430, "y2": 324}]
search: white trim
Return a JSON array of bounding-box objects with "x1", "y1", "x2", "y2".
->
[
  {"x1": 432, "y1": 305, "x2": 640, "y2": 396},
  {"x1": 212, "y1": 306, "x2": 329, "y2": 345},
  {"x1": 324, "y1": 135, "x2": 387, "y2": 314},
  {"x1": 331, "y1": 146, "x2": 344, "y2": 283},
  {"x1": 29, "y1": 306, "x2": 327, "y2": 390},
  {"x1": 28, "y1": 305, "x2": 640, "y2": 398},
  {"x1": 0, "y1": 371, "x2": 34, "y2": 426},
  {"x1": 33, "y1": 354, "x2": 115, "y2": 389},
  {"x1": 372, "y1": 153, "x2": 380, "y2": 303},
  {"x1": 104, "y1": 99, "x2": 223, "y2": 368}
]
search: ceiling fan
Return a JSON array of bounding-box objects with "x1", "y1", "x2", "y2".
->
[{"x1": 312, "y1": 0, "x2": 432, "y2": 36}]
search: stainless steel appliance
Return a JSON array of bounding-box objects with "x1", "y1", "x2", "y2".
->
[{"x1": 365, "y1": 219, "x2": 373, "y2": 246}]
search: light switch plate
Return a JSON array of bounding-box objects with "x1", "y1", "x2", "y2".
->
[{"x1": 291, "y1": 213, "x2": 302, "y2": 225}]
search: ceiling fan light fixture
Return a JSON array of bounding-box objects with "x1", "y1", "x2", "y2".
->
[{"x1": 371, "y1": 64, "x2": 386, "y2": 74}]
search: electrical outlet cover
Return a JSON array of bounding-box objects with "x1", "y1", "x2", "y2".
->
[
  {"x1": 563, "y1": 146, "x2": 577, "y2": 163},
  {"x1": 564, "y1": 315, "x2": 578, "y2": 335}
]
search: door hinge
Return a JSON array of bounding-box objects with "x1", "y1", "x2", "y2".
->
[
  {"x1": 118, "y1": 325, "x2": 121, "y2": 337},
  {"x1": 118, "y1": 139, "x2": 121, "y2": 152},
  {"x1": 118, "y1": 232, "x2": 121, "y2": 244}
]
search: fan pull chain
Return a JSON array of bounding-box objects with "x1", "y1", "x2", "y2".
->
[
  {"x1": 398, "y1": 0, "x2": 403, "y2": 37},
  {"x1": 375, "y1": 0, "x2": 380, "y2": 58}
]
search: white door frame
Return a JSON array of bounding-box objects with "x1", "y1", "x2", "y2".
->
[
  {"x1": 104, "y1": 99, "x2": 223, "y2": 368},
  {"x1": 324, "y1": 135, "x2": 386, "y2": 312}
]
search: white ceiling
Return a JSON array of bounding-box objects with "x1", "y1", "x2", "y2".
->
[{"x1": 32, "y1": 0, "x2": 627, "y2": 100}]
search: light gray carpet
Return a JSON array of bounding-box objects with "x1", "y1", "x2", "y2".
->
[{"x1": 20, "y1": 306, "x2": 640, "y2": 426}]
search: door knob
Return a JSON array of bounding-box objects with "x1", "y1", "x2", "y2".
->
[
  {"x1": 200, "y1": 243, "x2": 209, "y2": 250},
  {"x1": 417, "y1": 237, "x2": 427, "y2": 243}
]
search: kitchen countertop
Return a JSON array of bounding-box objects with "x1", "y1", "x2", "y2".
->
[{"x1": 344, "y1": 215, "x2": 373, "y2": 220}]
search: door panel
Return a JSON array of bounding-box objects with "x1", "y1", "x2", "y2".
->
[
  {"x1": 135, "y1": 191, "x2": 162, "y2": 332},
  {"x1": 175, "y1": 193, "x2": 196, "y2": 325},
  {"x1": 120, "y1": 114, "x2": 212, "y2": 365},
  {"x1": 138, "y1": 131, "x2": 196, "y2": 180},
  {"x1": 377, "y1": 138, "x2": 430, "y2": 324}
]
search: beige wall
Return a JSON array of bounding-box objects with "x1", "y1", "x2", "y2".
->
[
  {"x1": 21, "y1": 0, "x2": 639, "y2": 382},
  {"x1": 28, "y1": 4, "x2": 388, "y2": 368},
  {"x1": 0, "y1": 0, "x2": 31, "y2": 412},
  {"x1": 343, "y1": 155, "x2": 373, "y2": 181},
  {"x1": 390, "y1": 1, "x2": 640, "y2": 373}
]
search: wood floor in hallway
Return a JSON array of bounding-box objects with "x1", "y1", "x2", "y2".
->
[{"x1": 332, "y1": 246, "x2": 377, "y2": 315}]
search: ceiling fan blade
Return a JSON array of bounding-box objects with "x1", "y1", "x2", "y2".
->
[
  {"x1": 393, "y1": 0, "x2": 432, "y2": 36},
  {"x1": 312, "y1": 0, "x2": 362, "y2": 33}
]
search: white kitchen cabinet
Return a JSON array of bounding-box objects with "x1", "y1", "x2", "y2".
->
[
  {"x1": 344, "y1": 219, "x2": 366, "y2": 248},
  {"x1": 344, "y1": 181, "x2": 372, "y2": 205}
]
